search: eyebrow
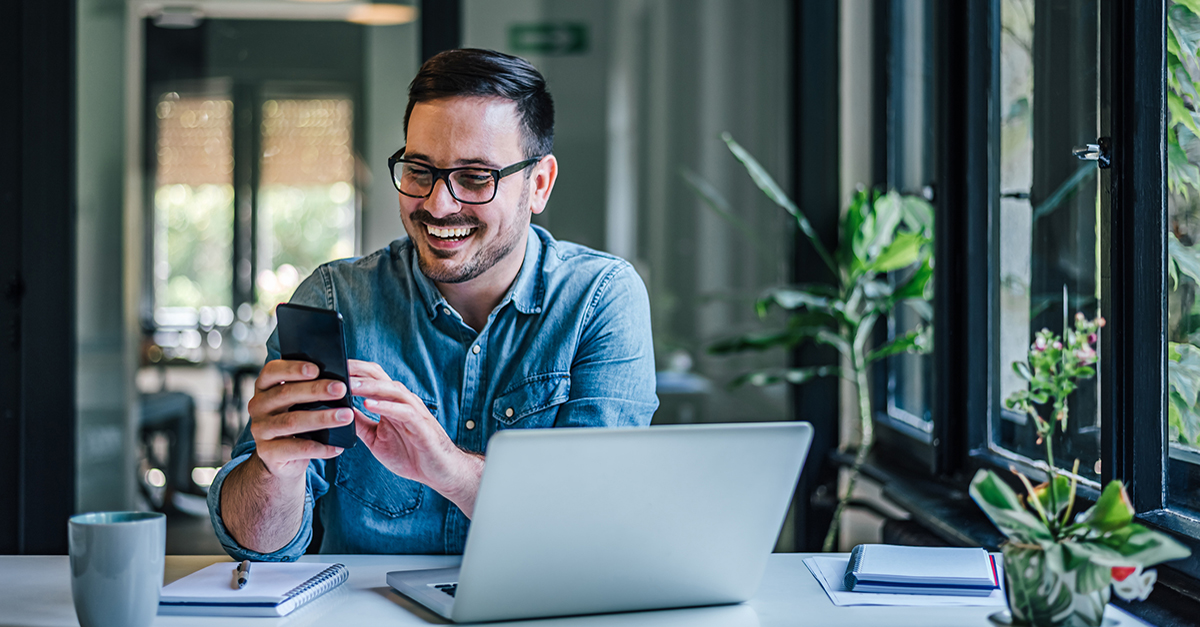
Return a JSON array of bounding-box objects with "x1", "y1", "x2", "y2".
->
[{"x1": 402, "y1": 151, "x2": 500, "y2": 169}]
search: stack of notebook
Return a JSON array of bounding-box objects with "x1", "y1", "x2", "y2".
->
[{"x1": 842, "y1": 544, "x2": 1000, "y2": 596}]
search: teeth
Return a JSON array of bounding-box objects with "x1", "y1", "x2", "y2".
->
[{"x1": 426, "y1": 225, "x2": 474, "y2": 239}]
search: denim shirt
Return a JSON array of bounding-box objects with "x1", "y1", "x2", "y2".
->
[{"x1": 207, "y1": 226, "x2": 658, "y2": 559}]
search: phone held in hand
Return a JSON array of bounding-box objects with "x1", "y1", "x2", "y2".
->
[{"x1": 275, "y1": 303, "x2": 357, "y2": 449}]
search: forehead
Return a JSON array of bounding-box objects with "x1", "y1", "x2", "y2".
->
[{"x1": 405, "y1": 96, "x2": 523, "y2": 165}]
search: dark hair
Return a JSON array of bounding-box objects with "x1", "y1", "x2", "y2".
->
[{"x1": 405, "y1": 49, "x2": 554, "y2": 159}]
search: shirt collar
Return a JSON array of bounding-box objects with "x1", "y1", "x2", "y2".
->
[{"x1": 411, "y1": 226, "x2": 546, "y2": 320}]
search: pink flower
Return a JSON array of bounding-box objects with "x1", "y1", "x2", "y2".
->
[
  {"x1": 1034, "y1": 337, "x2": 1047, "y2": 351},
  {"x1": 1053, "y1": 341, "x2": 1063, "y2": 350},
  {"x1": 1088, "y1": 333, "x2": 1097, "y2": 344},
  {"x1": 1076, "y1": 344, "x2": 1097, "y2": 364}
]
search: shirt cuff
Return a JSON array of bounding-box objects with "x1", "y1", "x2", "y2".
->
[{"x1": 206, "y1": 452, "x2": 314, "y2": 562}]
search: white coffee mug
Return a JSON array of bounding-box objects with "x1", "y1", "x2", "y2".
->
[{"x1": 68, "y1": 511, "x2": 166, "y2": 627}]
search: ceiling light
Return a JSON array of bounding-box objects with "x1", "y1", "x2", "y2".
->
[{"x1": 347, "y1": 3, "x2": 418, "y2": 25}]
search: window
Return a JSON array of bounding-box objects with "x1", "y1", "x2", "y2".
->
[
  {"x1": 992, "y1": 0, "x2": 1104, "y2": 484},
  {"x1": 142, "y1": 19, "x2": 365, "y2": 363}
]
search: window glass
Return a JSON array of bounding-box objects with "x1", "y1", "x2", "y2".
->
[
  {"x1": 885, "y1": 0, "x2": 935, "y2": 432},
  {"x1": 1165, "y1": 0, "x2": 1200, "y2": 514},
  {"x1": 256, "y1": 97, "x2": 357, "y2": 312},
  {"x1": 995, "y1": 0, "x2": 1103, "y2": 483},
  {"x1": 153, "y1": 94, "x2": 234, "y2": 311}
]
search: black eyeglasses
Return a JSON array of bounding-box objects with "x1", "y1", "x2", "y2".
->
[{"x1": 388, "y1": 147, "x2": 543, "y2": 205}]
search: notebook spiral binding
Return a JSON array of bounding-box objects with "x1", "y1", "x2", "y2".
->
[{"x1": 281, "y1": 563, "x2": 349, "y2": 607}]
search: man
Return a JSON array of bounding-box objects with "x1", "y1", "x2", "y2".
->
[{"x1": 207, "y1": 49, "x2": 658, "y2": 558}]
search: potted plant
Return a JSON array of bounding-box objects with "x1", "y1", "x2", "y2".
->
[
  {"x1": 685, "y1": 133, "x2": 935, "y2": 551},
  {"x1": 970, "y1": 313, "x2": 1191, "y2": 626}
]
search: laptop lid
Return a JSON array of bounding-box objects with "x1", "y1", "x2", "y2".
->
[{"x1": 446, "y1": 422, "x2": 813, "y2": 623}]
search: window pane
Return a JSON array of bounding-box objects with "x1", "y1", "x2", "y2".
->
[
  {"x1": 1166, "y1": 1, "x2": 1200, "y2": 514},
  {"x1": 994, "y1": 0, "x2": 1103, "y2": 483},
  {"x1": 257, "y1": 98, "x2": 357, "y2": 312},
  {"x1": 886, "y1": 0, "x2": 935, "y2": 431},
  {"x1": 154, "y1": 95, "x2": 234, "y2": 311}
]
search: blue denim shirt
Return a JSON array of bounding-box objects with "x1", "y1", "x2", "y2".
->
[{"x1": 207, "y1": 226, "x2": 658, "y2": 559}]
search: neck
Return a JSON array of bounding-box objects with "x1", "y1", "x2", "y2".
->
[{"x1": 436, "y1": 235, "x2": 528, "y2": 333}]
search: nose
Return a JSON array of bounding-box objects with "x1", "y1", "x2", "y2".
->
[{"x1": 422, "y1": 178, "x2": 461, "y2": 218}]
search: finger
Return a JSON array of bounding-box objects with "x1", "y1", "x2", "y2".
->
[
  {"x1": 363, "y1": 398, "x2": 428, "y2": 433},
  {"x1": 257, "y1": 437, "x2": 344, "y2": 468},
  {"x1": 351, "y1": 377, "x2": 423, "y2": 408},
  {"x1": 250, "y1": 379, "x2": 348, "y2": 418},
  {"x1": 348, "y1": 359, "x2": 393, "y2": 382},
  {"x1": 256, "y1": 360, "x2": 320, "y2": 390},
  {"x1": 353, "y1": 408, "x2": 377, "y2": 444},
  {"x1": 255, "y1": 407, "x2": 354, "y2": 441}
]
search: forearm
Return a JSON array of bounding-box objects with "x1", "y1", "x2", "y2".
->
[
  {"x1": 437, "y1": 450, "x2": 486, "y2": 519},
  {"x1": 220, "y1": 453, "x2": 308, "y2": 554}
]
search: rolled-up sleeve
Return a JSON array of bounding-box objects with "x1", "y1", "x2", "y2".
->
[{"x1": 554, "y1": 263, "x2": 658, "y2": 428}]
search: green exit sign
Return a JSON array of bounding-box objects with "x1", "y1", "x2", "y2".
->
[{"x1": 509, "y1": 23, "x2": 589, "y2": 55}]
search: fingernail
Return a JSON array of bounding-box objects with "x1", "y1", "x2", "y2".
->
[
  {"x1": 332, "y1": 447, "x2": 344, "y2": 455},
  {"x1": 364, "y1": 398, "x2": 377, "y2": 407},
  {"x1": 303, "y1": 364, "x2": 316, "y2": 377},
  {"x1": 351, "y1": 379, "x2": 361, "y2": 389},
  {"x1": 330, "y1": 381, "x2": 345, "y2": 395},
  {"x1": 336, "y1": 409, "x2": 352, "y2": 422}
]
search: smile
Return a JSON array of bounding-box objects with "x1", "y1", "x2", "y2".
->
[{"x1": 425, "y1": 225, "x2": 476, "y2": 240}]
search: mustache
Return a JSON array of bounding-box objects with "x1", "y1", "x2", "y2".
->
[{"x1": 409, "y1": 210, "x2": 483, "y2": 229}]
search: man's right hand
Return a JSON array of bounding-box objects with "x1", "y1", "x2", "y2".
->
[
  {"x1": 246, "y1": 359, "x2": 352, "y2": 477},
  {"x1": 220, "y1": 359, "x2": 349, "y2": 554}
]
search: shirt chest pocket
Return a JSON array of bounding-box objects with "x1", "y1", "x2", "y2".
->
[
  {"x1": 492, "y1": 374, "x2": 571, "y2": 429},
  {"x1": 333, "y1": 402, "x2": 435, "y2": 518}
]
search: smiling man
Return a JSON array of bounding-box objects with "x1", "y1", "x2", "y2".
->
[{"x1": 207, "y1": 49, "x2": 658, "y2": 558}]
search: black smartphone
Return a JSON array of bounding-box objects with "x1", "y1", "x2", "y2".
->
[{"x1": 275, "y1": 303, "x2": 357, "y2": 449}]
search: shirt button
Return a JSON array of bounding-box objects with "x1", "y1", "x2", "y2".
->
[
  {"x1": 442, "y1": 307, "x2": 451, "y2": 315},
  {"x1": 465, "y1": 420, "x2": 476, "y2": 430},
  {"x1": 505, "y1": 407, "x2": 514, "y2": 418},
  {"x1": 472, "y1": 345, "x2": 481, "y2": 354}
]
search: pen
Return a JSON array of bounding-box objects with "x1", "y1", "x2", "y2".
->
[{"x1": 235, "y1": 560, "x2": 251, "y2": 589}]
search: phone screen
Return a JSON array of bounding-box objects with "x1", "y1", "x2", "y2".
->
[{"x1": 275, "y1": 303, "x2": 357, "y2": 449}]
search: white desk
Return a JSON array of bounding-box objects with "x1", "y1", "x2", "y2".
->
[{"x1": 0, "y1": 554, "x2": 1150, "y2": 627}]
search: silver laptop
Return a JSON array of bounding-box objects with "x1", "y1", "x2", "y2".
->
[{"x1": 387, "y1": 421, "x2": 813, "y2": 623}]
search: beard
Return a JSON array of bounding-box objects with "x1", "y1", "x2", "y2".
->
[{"x1": 411, "y1": 184, "x2": 530, "y2": 284}]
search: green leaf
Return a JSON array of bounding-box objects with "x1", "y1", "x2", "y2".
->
[
  {"x1": 1030, "y1": 475, "x2": 1074, "y2": 518},
  {"x1": 1168, "y1": 138, "x2": 1200, "y2": 198},
  {"x1": 1099, "y1": 523, "x2": 1192, "y2": 566},
  {"x1": 1077, "y1": 481, "x2": 1135, "y2": 533},
  {"x1": 890, "y1": 257, "x2": 934, "y2": 303},
  {"x1": 864, "y1": 191, "x2": 904, "y2": 258},
  {"x1": 1014, "y1": 361, "x2": 1033, "y2": 381},
  {"x1": 680, "y1": 167, "x2": 766, "y2": 249},
  {"x1": 1169, "y1": 91, "x2": 1200, "y2": 138},
  {"x1": 722, "y1": 133, "x2": 838, "y2": 277},
  {"x1": 813, "y1": 328, "x2": 852, "y2": 358},
  {"x1": 730, "y1": 365, "x2": 842, "y2": 388},
  {"x1": 898, "y1": 194, "x2": 935, "y2": 236},
  {"x1": 1171, "y1": 3, "x2": 1200, "y2": 70},
  {"x1": 866, "y1": 327, "x2": 928, "y2": 363},
  {"x1": 758, "y1": 287, "x2": 833, "y2": 313},
  {"x1": 866, "y1": 231, "x2": 928, "y2": 274},
  {"x1": 968, "y1": 470, "x2": 1054, "y2": 543},
  {"x1": 1169, "y1": 233, "x2": 1200, "y2": 289},
  {"x1": 841, "y1": 189, "x2": 870, "y2": 270}
]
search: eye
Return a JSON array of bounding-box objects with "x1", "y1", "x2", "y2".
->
[{"x1": 455, "y1": 170, "x2": 494, "y2": 191}]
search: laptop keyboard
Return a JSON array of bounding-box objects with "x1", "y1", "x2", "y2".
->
[{"x1": 434, "y1": 583, "x2": 457, "y2": 597}]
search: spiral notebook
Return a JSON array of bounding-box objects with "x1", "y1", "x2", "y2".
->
[{"x1": 159, "y1": 561, "x2": 349, "y2": 617}]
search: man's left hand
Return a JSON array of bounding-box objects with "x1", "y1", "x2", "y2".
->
[{"x1": 348, "y1": 359, "x2": 485, "y2": 517}]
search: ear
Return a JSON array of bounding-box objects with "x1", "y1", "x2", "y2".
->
[{"x1": 527, "y1": 155, "x2": 558, "y2": 216}]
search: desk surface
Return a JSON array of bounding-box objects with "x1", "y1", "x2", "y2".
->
[{"x1": 0, "y1": 554, "x2": 1150, "y2": 627}]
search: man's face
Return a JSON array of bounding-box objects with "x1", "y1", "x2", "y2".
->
[{"x1": 399, "y1": 96, "x2": 540, "y2": 286}]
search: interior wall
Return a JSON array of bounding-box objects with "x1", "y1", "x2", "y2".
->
[
  {"x1": 362, "y1": 23, "x2": 420, "y2": 254},
  {"x1": 77, "y1": 0, "x2": 134, "y2": 512}
]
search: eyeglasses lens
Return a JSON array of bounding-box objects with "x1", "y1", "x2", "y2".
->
[{"x1": 395, "y1": 163, "x2": 496, "y2": 203}]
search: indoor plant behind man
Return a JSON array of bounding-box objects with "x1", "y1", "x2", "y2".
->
[{"x1": 207, "y1": 49, "x2": 658, "y2": 558}]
